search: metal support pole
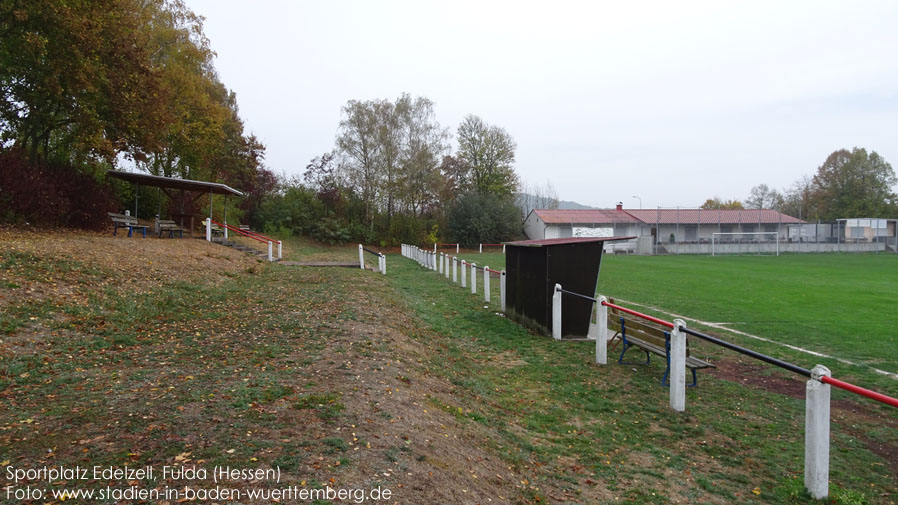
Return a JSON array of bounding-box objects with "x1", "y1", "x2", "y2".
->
[
  {"x1": 670, "y1": 320, "x2": 687, "y2": 412},
  {"x1": 552, "y1": 284, "x2": 562, "y2": 340},
  {"x1": 596, "y1": 296, "x2": 608, "y2": 365},
  {"x1": 805, "y1": 365, "x2": 831, "y2": 500}
]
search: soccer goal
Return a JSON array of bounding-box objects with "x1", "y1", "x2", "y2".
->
[{"x1": 711, "y1": 232, "x2": 780, "y2": 256}]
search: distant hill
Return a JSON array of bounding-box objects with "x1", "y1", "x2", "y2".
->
[{"x1": 557, "y1": 200, "x2": 596, "y2": 210}]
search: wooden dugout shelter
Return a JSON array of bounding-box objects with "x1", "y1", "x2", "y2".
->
[
  {"x1": 504, "y1": 236, "x2": 633, "y2": 339},
  {"x1": 107, "y1": 170, "x2": 244, "y2": 235}
]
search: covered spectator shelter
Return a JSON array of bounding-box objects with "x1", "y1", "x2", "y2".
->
[
  {"x1": 107, "y1": 171, "x2": 244, "y2": 235},
  {"x1": 505, "y1": 236, "x2": 633, "y2": 339}
]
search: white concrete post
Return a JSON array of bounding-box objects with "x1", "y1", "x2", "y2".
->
[
  {"x1": 452, "y1": 257, "x2": 457, "y2": 282},
  {"x1": 552, "y1": 284, "x2": 562, "y2": 340},
  {"x1": 479, "y1": 243, "x2": 482, "y2": 253},
  {"x1": 470, "y1": 263, "x2": 477, "y2": 294},
  {"x1": 456, "y1": 244, "x2": 459, "y2": 254},
  {"x1": 483, "y1": 266, "x2": 490, "y2": 303},
  {"x1": 205, "y1": 218, "x2": 212, "y2": 241},
  {"x1": 502, "y1": 244, "x2": 506, "y2": 253},
  {"x1": 434, "y1": 243, "x2": 437, "y2": 253},
  {"x1": 596, "y1": 295, "x2": 609, "y2": 365},
  {"x1": 461, "y1": 260, "x2": 467, "y2": 288},
  {"x1": 432, "y1": 252, "x2": 437, "y2": 271},
  {"x1": 278, "y1": 241, "x2": 282, "y2": 260},
  {"x1": 359, "y1": 244, "x2": 365, "y2": 270},
  {"x1": 500, "y1": 270, "x2": 507, "y2": 312},
  {"x1": 439, "y1": 253, "x2": 443, "y2": 274},
  {"x1": 670, "y1": 319, "x2": 687, "y2": 412},
  {"x1": 445, "y1": 256, "x2": 450, "y2": 279},
  {"x1": 224, "y1": 222, "x2": 228, "y2": 240},
  {"x1": 805, "y1": 365, "x2": 831, "y2": 500},
  {"x1": 381, "y1": 254, "x2": 386, "y2": 275},
  {"x1": 268, "y1": 241, "x2": 273, "y2": 262}
]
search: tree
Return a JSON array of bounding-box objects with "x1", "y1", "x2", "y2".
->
[
  {"x1": 745, "y1": 184, "x2": 783, "y2": 209},
  {"x1": 396, "y1": 94, "x2": 448, "y2": 217},
  {"x1": 516, "y1": 179, "x2": 559, "y2": 217},
  {"x1": 447, "y1": 192, "x2": 522, "y2": 246},
  {"x1": 780, "y1": 176, "x2": 812, "y2": 220},
  {"x1": 806, "y1": 148, "x2": 897, "y2": 220},
  {"x1": 456, "y1": 115, "x2": 518, "y2": 197},
  {"x1": 337, "y1": 99, "x2": 381, "y2": 225},
  {"x1": 0, "y1": 0, "x2": 168, "y2": 163},
  {"x1": 700, "y1": 197, "x2": 744, "y2": 210}
]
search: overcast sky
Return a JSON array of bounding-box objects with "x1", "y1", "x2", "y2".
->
[{"x1": 185, "y1": 0, "x2": 898, "y2": 209}]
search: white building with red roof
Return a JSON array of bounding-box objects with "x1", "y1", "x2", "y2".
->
[{"x1": 523, "y1": 204, "x2": 806, "y2": 254}]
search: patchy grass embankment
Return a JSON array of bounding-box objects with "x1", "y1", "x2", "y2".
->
[{"x1": 1, "y1": 232, "x2": 895, "y2": 504}]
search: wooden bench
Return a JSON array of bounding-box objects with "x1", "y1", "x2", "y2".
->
[
  {"x1": 108, "y1": 212, "x2": 148, "y2": 238},
  {"x1": 156, "y1": 219, "x2": 184, "y2": 238},
  {"x1": 606, "y1": 299, "x2": 715, "y2": 386}
]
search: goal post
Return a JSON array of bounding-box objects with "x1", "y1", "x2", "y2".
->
[{"x1": 711, "y1": 232, "x2": 780, "y2": 256}]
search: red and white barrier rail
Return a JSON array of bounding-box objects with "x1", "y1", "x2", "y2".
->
[
  {"x1": 208, "y1": 219, "x2": 281, "y2": 261},
  {"x1": 479, "y1": 243, "x2": 505, "y2": 253},
  {"x1": 401, "y1": 244, "x2": 507, "y2": 312},
  {"x1": 553, "y1": 286, "x2": 898, "y2": 500}
]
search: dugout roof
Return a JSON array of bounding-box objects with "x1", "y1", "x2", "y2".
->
[{"x1": 106, "y1": 170, "x2": 244, "y2": 197}]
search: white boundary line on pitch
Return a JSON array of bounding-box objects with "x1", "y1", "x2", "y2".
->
[{"x1": 616, "y1": 298, "x2": 898, "y2": 381}]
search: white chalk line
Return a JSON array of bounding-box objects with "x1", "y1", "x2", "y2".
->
[{"x1": 614, "y1": 298, "x2": 898, "y2": 381}]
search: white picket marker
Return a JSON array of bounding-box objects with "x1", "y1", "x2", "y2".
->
[
  {"x1": 596, "y1": 295, "x2": 608, "y2": 365},
  {"x1": 552, "y1": 284, "x2": 562, "y2": 340},
  {"x1": 470, "y1": 263, "x2": 477, "y2": 294},
  {"x1": 358, "y1": 244, "x2": 365, "y2": 269},
  {"x1": 483, "y1": 266, "x2": 490, "y2": 303},
  {"x1": 805, "y1": 365, "x2": 831, "y2": 500},
  {"x1": 500, "y1": 270, "x2": 506, "y2": 312},
  {"x1": 461, "y1": 260, "x2": 467, "y2": 287},
  {"x1": 670, "y1": 319, "x2": 687, "y2": 412}
]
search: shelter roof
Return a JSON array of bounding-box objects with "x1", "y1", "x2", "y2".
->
[
  {"x1": 505, "y1": 236, "x2": 636, "y2": 247},
  {"x1": 531, "y1": 209, "x2": 639, "y2": 224},
  {"x1": 106, "y1": 170, "x2": 244, "y2": 197},
  {"x1": 623, "y1": 208, "x2": 804, "y2": 225}
]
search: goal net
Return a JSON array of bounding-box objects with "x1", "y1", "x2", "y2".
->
[{"x1": 711, "y1": 232, "x2": 780, "y2": 256}]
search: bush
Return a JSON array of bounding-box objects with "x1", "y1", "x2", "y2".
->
[
  {"x1": 0, "y1": 149, "x2": 119, "y2": 229},
  {"x1": 447, "y1": 192, "x2": 522, "y2": 246},
  {"x1": 311, "y1": 217, "x2": 351, "y2": 245}
]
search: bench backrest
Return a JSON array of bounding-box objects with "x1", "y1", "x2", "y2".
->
[
  {"x1": 108, "y1": 212, "x2": 138, "y2": 225},
  {"x1": 606, "y1": 298, "x2": 691, "y2": 356}
]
